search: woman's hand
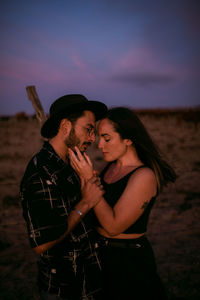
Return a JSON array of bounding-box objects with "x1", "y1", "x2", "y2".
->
[{"x1": 68, "y1": 146, "x2": 95, "y2": 180}]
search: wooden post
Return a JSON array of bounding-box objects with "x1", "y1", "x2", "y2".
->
[{"x1": 26, "y1": 85, "x2": 47, "y2": 127}]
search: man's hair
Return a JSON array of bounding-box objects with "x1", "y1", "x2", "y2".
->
[{"x1": 48, "y1": 110, "x2": 85, "y2": 139}]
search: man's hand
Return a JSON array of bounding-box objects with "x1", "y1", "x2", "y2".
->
[{"x1": 81, "y1": 176, "x2": 104, "y2": 209}]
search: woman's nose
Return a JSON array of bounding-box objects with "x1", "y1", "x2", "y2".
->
[{"x1": 98, "y1": 139, "x2": 103, "y2": 149}]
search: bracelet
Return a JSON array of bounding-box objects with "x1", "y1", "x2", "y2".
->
[{"x1": 76, "y1": 210, "x2": 83, "y2": 216}]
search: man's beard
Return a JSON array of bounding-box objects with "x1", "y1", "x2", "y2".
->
[
  {"x1": 64, "y1": 127, "x2": 80, "y2": 149},
  {"x1": 65, "y1": 127, "x2": 92, "y2": 152}
]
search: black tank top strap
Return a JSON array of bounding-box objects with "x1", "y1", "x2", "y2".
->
[
  {"x1": 101, "y1": 164, "x2": 147, "y2": 183},
  {"x1": 100, "y1": 162, "x2": 112, "y2": 178},
  {"x1": 129, "y1": 165, "x2": 146, "y2": 175}
]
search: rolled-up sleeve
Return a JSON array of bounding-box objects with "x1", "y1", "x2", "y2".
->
[{"x1": 21, "y1": 176, "x2": 68, "y2": 248}]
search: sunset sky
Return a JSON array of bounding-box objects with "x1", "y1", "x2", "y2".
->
[{"x1": 1, "y1": 0, "x2": 200, "y2": 115}]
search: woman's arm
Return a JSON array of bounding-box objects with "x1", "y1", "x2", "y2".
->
[
  {"x1": 94, "y1": 168, "x2": 157, "y2": 235},
  {"x1": 68, "y1": 148, "x2": 157, "y2": 236}
]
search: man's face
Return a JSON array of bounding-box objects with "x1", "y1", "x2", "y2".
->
[{"x1": 65, "y1": 110, "x2": 96, "y2": 152}]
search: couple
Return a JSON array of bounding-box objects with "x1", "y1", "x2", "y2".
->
[{"x1": 20, "y1": 94, "x2": 176, "y2": 300}]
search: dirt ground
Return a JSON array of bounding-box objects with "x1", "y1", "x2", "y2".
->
[{"x1": 0, "y1": 112, "x2": 199, "y2": 300}]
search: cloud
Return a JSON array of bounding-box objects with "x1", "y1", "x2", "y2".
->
[
  {"x1": 108, "y1": 46, "x2": 177, "y2": 87},
  {"x1": 110, "y1": 72, "x2": 175, "y2": 86}
]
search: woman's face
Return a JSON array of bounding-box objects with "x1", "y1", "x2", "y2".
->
[{"x1": 98, "y1": 118, "x2": 128, "y2": 162}]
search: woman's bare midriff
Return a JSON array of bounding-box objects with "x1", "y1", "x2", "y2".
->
[{"x1": 97, "y1": 226, "x2": 145, "y2": 239}]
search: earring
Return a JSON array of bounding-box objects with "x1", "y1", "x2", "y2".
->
[{"x1": 125, "y1": 139, "x2": 133, "y2": 146}]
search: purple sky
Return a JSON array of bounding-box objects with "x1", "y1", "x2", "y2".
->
[{"x1": 0, "y1": 0, "x2": 200, "y2": 116}]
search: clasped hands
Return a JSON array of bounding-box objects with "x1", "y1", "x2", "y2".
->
[{"x1": 68, "y1": 147, "x2": 104, "y2": 207}]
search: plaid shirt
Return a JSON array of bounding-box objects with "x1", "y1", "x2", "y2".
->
[{"x1": 20, "y1": 142, "x2": 103, "y2": 299}]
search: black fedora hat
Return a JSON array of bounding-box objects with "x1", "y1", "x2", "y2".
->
[{"x1": 41, "y1": 94, "x2": 107, "y2": 138}]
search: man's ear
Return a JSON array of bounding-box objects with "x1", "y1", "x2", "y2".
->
[
  {"x1": 59, "y1": 118, "x2": 72, "y2": 136},
  {"x1": 124, "y1": 139, "x2": 133, "y2": 146}
]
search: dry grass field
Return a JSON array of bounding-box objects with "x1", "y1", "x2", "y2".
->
[{"x1": 0, "y1": 110, "x2": 200, "y2": 300}]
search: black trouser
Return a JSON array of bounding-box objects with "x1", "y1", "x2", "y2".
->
[{"x1": 100, "y1": 235, "x2": 168, "y2": 300}]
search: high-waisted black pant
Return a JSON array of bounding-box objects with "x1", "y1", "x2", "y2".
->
[{"x1": 100, "y1": 235, "x2": 168, "y2": 300}]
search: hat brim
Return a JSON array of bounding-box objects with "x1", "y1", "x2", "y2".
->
[{"x1": 41, "y1": 100, "x2": 107, "y2": 138}]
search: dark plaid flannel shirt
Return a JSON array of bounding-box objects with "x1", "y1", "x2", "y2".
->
[{"x1": 20, "y1": 142, "x2": 103, "y2": 299}]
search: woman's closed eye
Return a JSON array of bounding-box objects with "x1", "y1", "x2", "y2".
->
[
  {"x1": 105, "y1": 138, "x2": 110, "y2": 142},
  {"x1": 100, "y1": 133, "x2": 111, "y2": 142}
]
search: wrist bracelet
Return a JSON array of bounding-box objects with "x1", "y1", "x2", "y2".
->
[{"x1": 76, "y1": 210, "x2": 83, "y2": 216}]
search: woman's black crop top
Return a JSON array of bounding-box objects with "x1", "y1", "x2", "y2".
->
[{"x1": 100, "y1": 164, "x2": 156, "y2": 234}]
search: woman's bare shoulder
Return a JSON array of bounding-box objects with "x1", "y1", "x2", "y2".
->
[{"x1": 129, "y1": 166, "x2": 156, "y2": 184}]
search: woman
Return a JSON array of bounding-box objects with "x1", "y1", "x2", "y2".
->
[{"x1": 69, "y1": 107, "x2": 176, "y2": 300}]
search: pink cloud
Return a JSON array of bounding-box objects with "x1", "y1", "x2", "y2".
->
[
  {"x1": 0, "y1": 51, "x2": 100, "y2": 92},
  {"x1": 114, "y1": 47, "x2": 163, "y2": 72},
  {"x1": 71, "y1": 53, "x2": 87, "y2": 69},
  {"x1": 110, "y1": 45, "x2": 186, "y2": 81},
  {"x1": 0, "y1": 55, "x2": 63, "y2": 83}
]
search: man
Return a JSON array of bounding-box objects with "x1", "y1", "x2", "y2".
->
[{"x1": 20, "y1": 94, "x2": 107, "y2": 300}]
